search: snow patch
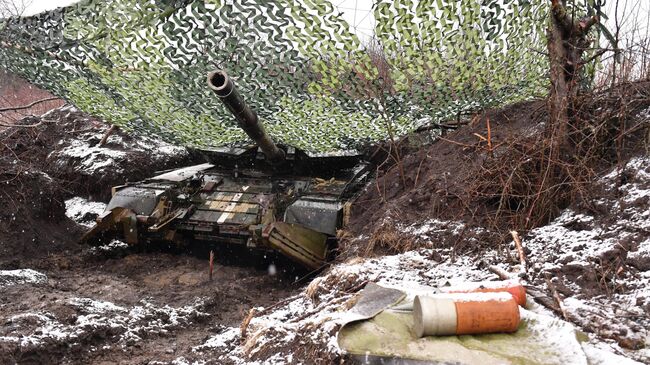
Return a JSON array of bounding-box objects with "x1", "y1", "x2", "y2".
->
[
  {"x1": 91, "y1": 239, "x2": 130, "y2": 253},
  {"x1": 0, "y1": 269, "x2": 47, "y2": 288},
  {"x1": 65, "y1": 197, "x2": 106, "y2": 227},
  {"x1": 49, "y1": 126, "x2": 188, "y2": 175},
  {"x1": 193, "y1": 327, "x2": 240, "y2": 351},
  {"x1": 0, "y1": 298, "x2": 209, "y2": 348}
]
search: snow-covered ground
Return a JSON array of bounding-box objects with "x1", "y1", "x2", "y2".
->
[
  {"x1": 0, "y1": 295, "x2": 208, "y2": 349},
  {"x1": 51, "y1": 133, "x2": 187, "y2": 175},
  {"x1": 0, "y1": 269, "x2": 47, "y2": 288},
  {"x1": 25, "y1": 155, "x2": 645, "y2": 364},
  {"x1": 187, "y1": 246, "x2": 643, "y2": 364},
  {"x1": 524, "y1": 156, "x2": 650, "y2": 354},
  {"x1": 41, "y1": 106, "x2": 188, "y2": 176},
  {"x1": 65, "y1": 197, "x2": 107, "y2": 227}
]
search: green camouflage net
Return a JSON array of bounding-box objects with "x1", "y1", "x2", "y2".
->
[{"x1": 0, "y1": 0, "x2": 551, "y2": 154}]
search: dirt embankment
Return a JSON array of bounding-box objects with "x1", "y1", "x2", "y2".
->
[
  {"x1": 0, "y1": 106, "x2": 199, "y2": 267},
  {"x1": 349, "y1": 81, "x2": 650, "y2": 252},
  {"x1": 344, "y1": 81, "x2": 650, "y2": 353}
]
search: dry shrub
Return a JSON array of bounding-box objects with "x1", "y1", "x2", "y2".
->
[
  {"x1": 305, "y1": 264, "x2": 364, "y2": 303},
  {"x1": 468, "y1": 81, "x2": 650, "y2": 234},
  {"x1": 364, "y1": 219, "x2": 416, "y2": 256}
]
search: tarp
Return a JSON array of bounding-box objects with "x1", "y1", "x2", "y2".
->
[{"x1": 338, "y1": 284, "x2": 634, "y2": 365}]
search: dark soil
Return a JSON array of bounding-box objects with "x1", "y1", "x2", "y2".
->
[{"x1": 0, "y1": 107, "x2": 199, "y2": 267}]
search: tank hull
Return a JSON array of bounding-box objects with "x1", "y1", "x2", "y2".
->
[{"x1": 83, "y1": 160, "x2": 369, "y2": 269}]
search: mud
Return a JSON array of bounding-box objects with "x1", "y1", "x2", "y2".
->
[
  {"x1": 0, "y1": 249, "x2": 295, "y2": 364},
  {"x1": 0, "y1": 107, "x2": 299, "y2": 364}
]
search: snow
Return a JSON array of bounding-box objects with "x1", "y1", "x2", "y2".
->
[
  {"x1": 582, "y1": 342, "x2": 644, "y2": 365},
  {"x1": 193, "y1": 327, "x2": 240, "y2": 351},
  {"x1": 0, "y1": 269, "x2": 47, "y2": 288},
  {"x1": 65, "y1": 197, "x2": 106, "y2": 227},
  {"x1": 518, "y1": 155, "x2": 650, "y2": 362},
  {"x1": 49, "y1": 125, "x2": 188, "y2": 175},
  {"x1": 56, "y1": 138, "x2": 127, "y2": 173},
  {"x1": 419, "y1": 291, "x2": 516, "y2": 303},
  {"x1": 92, "y1": 239, "x2": 129, "y2": 253},
  {"x1": 519, "y1": 309, "x2": 589, "y2": 365},
  {"x1": 399, "y1": 218, "x2": 467, "y2": 236},
  {"x1": 0, "y1": 298, "x2": 209, "y2": 348}
]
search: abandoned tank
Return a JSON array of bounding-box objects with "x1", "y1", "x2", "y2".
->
[{"x1": 82, "y1": 70, "x2": 371, "y2": 270}]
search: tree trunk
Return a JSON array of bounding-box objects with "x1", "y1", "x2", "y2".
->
[{"x1": 547, "y1": 0, "x2": 598, "y2": 154}]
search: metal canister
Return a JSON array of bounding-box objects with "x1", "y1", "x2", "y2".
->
[{"x1": 413, "y1": 292, "x2": 520, "y2": 337}]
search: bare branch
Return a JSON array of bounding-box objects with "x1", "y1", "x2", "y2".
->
[
  {"x1": 0, "y1": 96, "x2": 60, "y2": 113},
  {"x1": 0, "y1": 0, "x2": 33, "y2": 17}
]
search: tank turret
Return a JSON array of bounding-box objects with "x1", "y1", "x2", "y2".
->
[{"x1": 207, "y1": 69, "x2": 285, "y2": 164}]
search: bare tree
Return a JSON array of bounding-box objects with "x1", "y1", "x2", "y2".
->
[
  {"x1": 0, "y1": 0, "x2": 32, "y2": 18},
  {"x1": 546, "y1": 0, "x2": 601, "y2": 153}
]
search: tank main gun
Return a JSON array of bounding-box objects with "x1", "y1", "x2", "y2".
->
[{"x1": 207, "y1": 69, "x2": 285, "y2": 164}]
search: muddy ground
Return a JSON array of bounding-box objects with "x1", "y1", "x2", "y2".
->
[
  {"x1": 0, "y1": 251, "x2": 294, "y2": 364},
  {"x1": 0, "y1": 108, "x2": 299, "y2": 364}
]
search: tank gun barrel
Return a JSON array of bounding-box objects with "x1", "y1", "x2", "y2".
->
[{"x1": 207, "y1": 69, "x2": 285, "y2": 164}]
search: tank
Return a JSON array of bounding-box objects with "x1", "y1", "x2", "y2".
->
[{"x1": 82, "y1": 70, "x2": 371, "y2": 270}]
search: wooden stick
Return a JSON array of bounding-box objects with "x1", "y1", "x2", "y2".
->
[
  {"x1": 99, "y1": 124, "x2": 117, "y2": 146},
  {"x1": 209, "y1": 250, "x2": 214, "y2": 281},
  {"x1": 544, "y1": 276, "x2": 568, "y2": 320},
  {"x1": 510, "y1": 230, "x2": 527, "y2": 272},
  {"x1": 486, "y1": 117, "x2": 493, "y2": 157},
  {"x1": 488, "y1": 265, "x2": 513, "y2": 280},
  {"x1": 240, "y1": 308, "x2": 256, "y2": 339}
]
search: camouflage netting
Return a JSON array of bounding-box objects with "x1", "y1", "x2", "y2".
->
[{"x1": 0, "y1": 0, "x2": 552, "y2": 154}]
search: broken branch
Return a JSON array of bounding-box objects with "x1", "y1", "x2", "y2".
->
[
  {"x1": 99, "y1": 124, "x2": 117, "y2": 146},
  {"x1": 510, "y1": 230, "x2": 527, "y2": 272},
  {"x1": 545, "y1": 276, "x2": 568, "y2": 320},
  {"x1": 488, "y1": 265, "x2": 513, "y2": 280},
  {"x1": 0, "y1": 96, "x2": 60, "y2": 113}
]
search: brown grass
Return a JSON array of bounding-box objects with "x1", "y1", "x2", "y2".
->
[{"x1": 364, "y1": 219, "x2": 417, "y2": 256}]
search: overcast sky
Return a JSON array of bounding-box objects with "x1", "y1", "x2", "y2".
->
[
  {"x1": 24, "y1": 0, "x2": 650, "y2": 42},
  {"x1": 24, "y1": 0, "x2": 77, "y2": 15}
]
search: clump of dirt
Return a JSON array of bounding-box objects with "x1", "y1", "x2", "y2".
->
[{"x1": 0, "y1": 106, "x2": 202, "y2": 267}]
